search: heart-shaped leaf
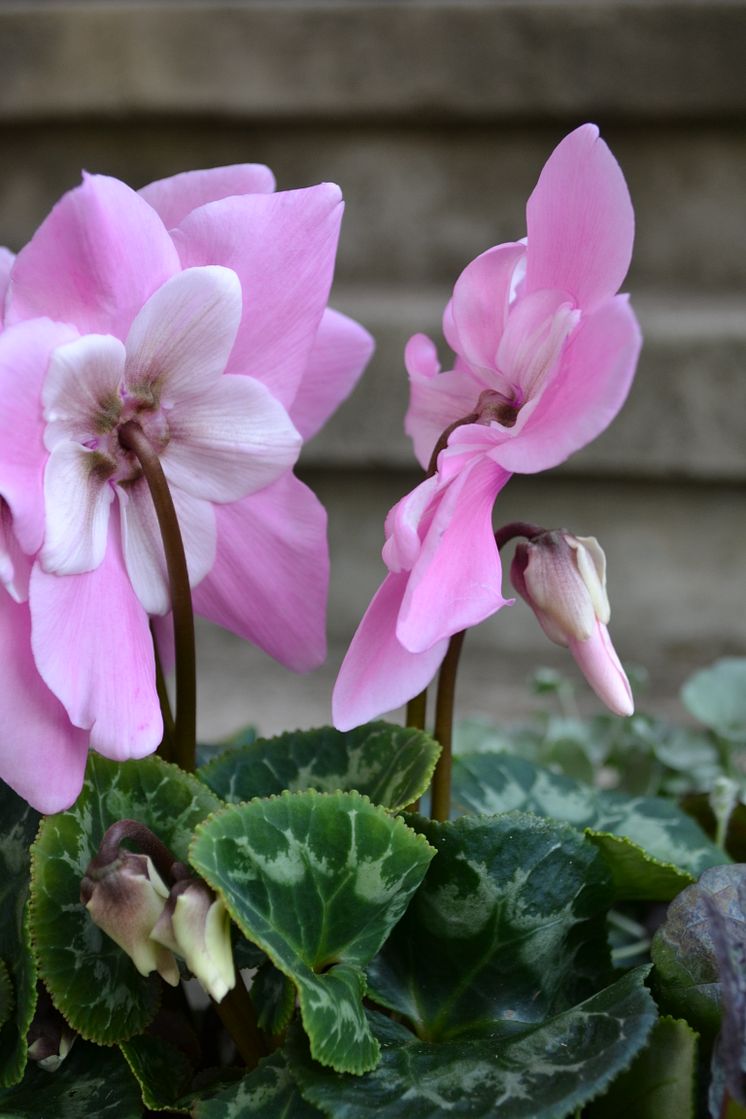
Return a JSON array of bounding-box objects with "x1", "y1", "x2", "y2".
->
[
  {"x1": 0, "y1": 783, "x2": 40, "y2": 1087},
  {"x1": 120, "y1": 1031, "x2": 193, "y2": 1112},
  {"x1": 30, "y1": 754, "x2": 222, "y2": 1044},
  {"x1": 190, "y1": 790, "x2": 435, "y2": 1073},
  {"x1": 193, "y1": 1050, "x2": 322, "y2": 1117},
  {"x1": 681, "y1": 659, "x2": 746, "y2": 740},
  {"x1": 198, "y1": 723, "x2": 440, "y2": 813},
  {"x1": 453, "y1": 753, "x2": 725, "y2": 899},
  {"x1": 251, "y1": 959, "x2": 296, "y2": 1037},
  {"x1": 586, "y1": 1016, "x2": 698, "y2": 1118},
  {"x1": 288, "y1": 968, "x2": 657, "y2": 1119},
  {"x1": 367, "y1": 812, "x2": 613, "y2": 1040},
  {"x1": 0, "y1": 1040, "x2": 141, "y2": 1117}
]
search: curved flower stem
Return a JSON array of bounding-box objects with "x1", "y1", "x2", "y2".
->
[
  {"x1": 118, "y1": 420, "x2": 197, "y2": 773},
  {"x1": 428, "y1": 520, "x2": 546, "y2": 822},
  {"x1": 214, "y1": 978, "x2": 268, "y2": 1069}
]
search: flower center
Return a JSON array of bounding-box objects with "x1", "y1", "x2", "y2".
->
[
  {"x1": 83, "y1": 385, "x2": 172, "y2": 487},
  {"x1": 474, "y1": 388, "x2": 520, "y2": 429}
]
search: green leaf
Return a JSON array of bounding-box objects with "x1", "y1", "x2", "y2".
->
[
  {"x1": 586, "y1": 1016, "x2": 698, "y2": 1118},
  {"x1": 681, "y1": 658, "x2": 746, "y2": 739},
  {"x1": 0, "y1": 1040, "x2": 142, "y2": 1118},
  {"x1": 651, "y1": 864, "x2": 746, "y2": 1038},
  {"x1": 251, "y1": 959, "x2": 296, "y2": 1036},
  {"x1": 288, "y1": 968, "x2": 657, "y2": 1119},
  {"x1": 120, "y1": 1031, "x2": 193, "y2": 1112},
  {"x1": 29, "y1": 754, "x2": 222, "y2": 1045},
  {"x1": 452, "y1": 753, "x2": 726, "y2": 900},
  {"x1": 0, "y1": 783, "x2": 40, "y2": 1087},
  {"x1": 0, "y1": 960, "x2": 12, "y2": 1030},
  {"x1": 367, "y1": 813, "x2": 614, "y2": 1041},
  {"x1": 197, "y1": 724, "x2": 257, "y2": 768},
  {"x1": 193, "y1": 1050, "x2": 322, "y2": 1117},
  {"x1": 190, "y1": 790, "x2": 435, "y2": 1073},
  {"x1": 198, "y1": 723, "x2": 440, "y2": 813}
]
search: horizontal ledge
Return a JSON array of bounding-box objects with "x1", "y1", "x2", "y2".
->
[{"x1": 1, "y1": 3, "x2": 746, "y2": 121}]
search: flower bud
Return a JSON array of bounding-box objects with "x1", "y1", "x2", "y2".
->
[
  {"x1": 511, "y1": 531, "x2": 633, "y2": 717},
  {"x1": 150, "y1": 878, "x2": 235, "y2": 1003},
  {"x1": 80, "y1": 850, "x2": 180, "y2": 986},
  {"x1": 27, "y1": 987, "x2": 77, "y2": 1072}
]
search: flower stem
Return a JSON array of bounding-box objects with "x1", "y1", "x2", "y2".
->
[
  {"x1": 151, "y1": 623, "x2": 176, "y2": 764},
  {"x1": 428, "y1": 521, "x2": 546, "y2": 822},
  {"x1": 406, "y1": 689, "x2": 428, "y2": 731},
  {"x1": 118, "y1": 421, "x2": 197, "y2": 773},
  {"x1": 214, "y1": 978, "x2": 267, "y2": 1069}
]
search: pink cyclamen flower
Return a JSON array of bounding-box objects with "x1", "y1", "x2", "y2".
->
[
  {"x1": 333, "y1": 124, "x2": 640, "y2": 729},
  {"x1": 0, "y1": 165, "x2": 373, "y2": 811},
  {"x1": 510, "y1": 531, "x2": 633, "y2": 716}
]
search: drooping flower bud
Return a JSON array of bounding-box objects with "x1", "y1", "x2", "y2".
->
[
  {"x1": 511, "y1": 530, "x2": 633, "y2": 717},
  {"x1": 81, "y1": 848, "x2": 180, "y2": 987},
  {"x1": 150, "y1": 877, "x2": 235, "y2": 1003},
  {"x1": 27, "y1": 986, "x2": 77, "y2": 1072}
]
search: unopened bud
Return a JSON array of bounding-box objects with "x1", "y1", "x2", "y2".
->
[
  {"x1": 511, "y1": 531, "x2": 633, "y2": 717},
  {"x1": 27, "y1": 987, "x2": 76, "y2": 1072},
  {"x1": 150, "y1": 878, "x2": 235, "y2": 1003},
  {"x1": 81, "y1": 849, "x2": 180, "y2": 986}
]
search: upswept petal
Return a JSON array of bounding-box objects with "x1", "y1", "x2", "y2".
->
[
  {"x1": 172, "y1": 184, "x2": 344, "y2": 408},
  {"x1": 139, "y1": 164, "x2": 276, "y2": 229},
  {"x1": 405, "y1": 333, "x2": 484, "y2": 471},
  {"x1": 192, "y1": 472, "x2": 328, "y2": 673},
  {"x1": 496, "y1": 289, "x2": 578, "y2": 404},
  {"x1": 0, "y1": 591, "x2": 89, "y2": 813},
  {"x1": 6, "y1": 173, "x2": 180, "y2": 338},
  {"x1": 30, "y1": 523, "x2": 162, "y2": 761},
  {"x1": 488, "y1": 295, "x2": 641, "y2": 473},
  {"x1": 0, "y1": 318, "x2": 78, "y2": 554},
  {"x1": 0, "y1": 246, "x2": 14, "y2": 327},
  {"x1": 449, "y1": 243, "x2": 526, "y2": 373},
  {"x1": 119, "y1": 478, "x2": 216, "y2": 616},
  {"x1": 41, "y1": 442, "x2": 115, "y2": 576},
  {"x1": 124, "y1": 266, "x2": 242, "y2": 400},
  {"x1": 397, "y1": 455, "x2": 512, "y2": 653},
  {"x1": 524, "y1": 123, "x2": 634, "y2": 311},
  {"x1": 569, "y1": 621, "x2": 634, "y2": 717},
  {"x1": 161, "y1": 374, "x2": 302, "y2": 504},
  {"x1": 332, "y1": 572, "x2": 449, "y2": 731},
  {"x1": 382, "y1": 474, "x2": 440, "y2": 574},
  {"x1": 289, "y1": 308, "x2": 374, "y2": 441},
  {"x1": 0, "y1": 500, "x2": 32, "y2": 603},
  {"x1": 42, "y1": 333, "x2": 125, "y2": 450}
]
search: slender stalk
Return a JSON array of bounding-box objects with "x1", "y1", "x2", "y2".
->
[
  {"x1": 118, "y1": 420, "x2": 196, "y2": 773},
  {"x1": 406, "y1": 689, "x2": 428, "y2": 731},
  {"x1": 151, "y1": 623, "x2": 176, "y2": 764},
  {"x1": 214, "y1": 979, "x2": 268, "y2": 1069},
  {"x1": 430, "y1": 631, "x2": 465, "y2": 821}
]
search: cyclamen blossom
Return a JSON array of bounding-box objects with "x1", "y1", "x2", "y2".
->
[
  {"x1": 333, "y1": 124, "x2": 641, "y2": 729},
  {"x1": 0, "y1": 165, "x2": 373, "y2": 812}
]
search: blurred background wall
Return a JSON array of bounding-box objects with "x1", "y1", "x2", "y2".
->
[{"x1": 1, "y1": 0, "x2": 744, "y2": 736}]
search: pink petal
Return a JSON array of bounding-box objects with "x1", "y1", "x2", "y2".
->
[
  {"x1": 382, "y1": 474, "x2": 440, "y2": 574},
  {"x1": 192, "y1": 472, "x2": 328, "y2": 672},
  {"x1": 161, "y1": 374, "x2": 301, "y2": 503},
  {"x1": 0, "y1": 319, "x2": 79, "y2": 554},
  {"x1": 6, "y1": 174, "x2": 180, "y2": 339},
  {"x1": 0, "y1": 246, "x2": 15, "y2": 327},
  {"x1": 397, "y1": 456, "x2": 513, "y2": 653},
  {"x1": 449, "y1": 243, "x2": 526, "y2": 373},
  {"x1": 0, "y1": 590, "x2": 89, "y2": 813},
  {"x1": 29, "y1": 523, "x2": 162, "y2": 761},
  {"x1": 172, "y1": 184, "x2": 344, "y2": 408},
  {"x1": 289, "y1": 308, "x2": 374, "y2": 441},
  {"x1": 332, "y1": 572, "x2": 449, "y2": 731},
  {"x1": 42, "y1": 333, "x2": 125, "y2": 449},
  {"x1": 496, "y1": 289, "x2": 579, "y2": 404},
  {"x1": 0, "y1": 500, "x2": 31, "y2": 603},
  {"x1": 569, "y1": 620, "x2": 634, "y2": 717},
  {"x1": 124, "y1": 266, "x2": 242, "y2": 400},
  {"x1": 404, "y1": 333, "x2": 483, "y2": 471},
  {"x1": 118, "y1": 478, "x2": 216, "y2": 616},
  {"x1": 139, "y1": 164, "x2": 276, "y2": 229},
  {"x1": 524, "y1": 124, "x2": 634, "y2": 311},
  {"x1": 489, "y1": 296, "x2": 641, "y2": 473},
  {"x1": 41, "y1": 442, "x2": 115, "y2": 575}
]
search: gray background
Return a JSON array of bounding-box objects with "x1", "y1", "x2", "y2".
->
[{"x1": 2, "y1": 1, "x2": 744, "y2": 737}]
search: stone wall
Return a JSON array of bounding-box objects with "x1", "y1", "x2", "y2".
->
[{"x1": 1, "y1": 1, "x2": 744, "y2": 732}]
